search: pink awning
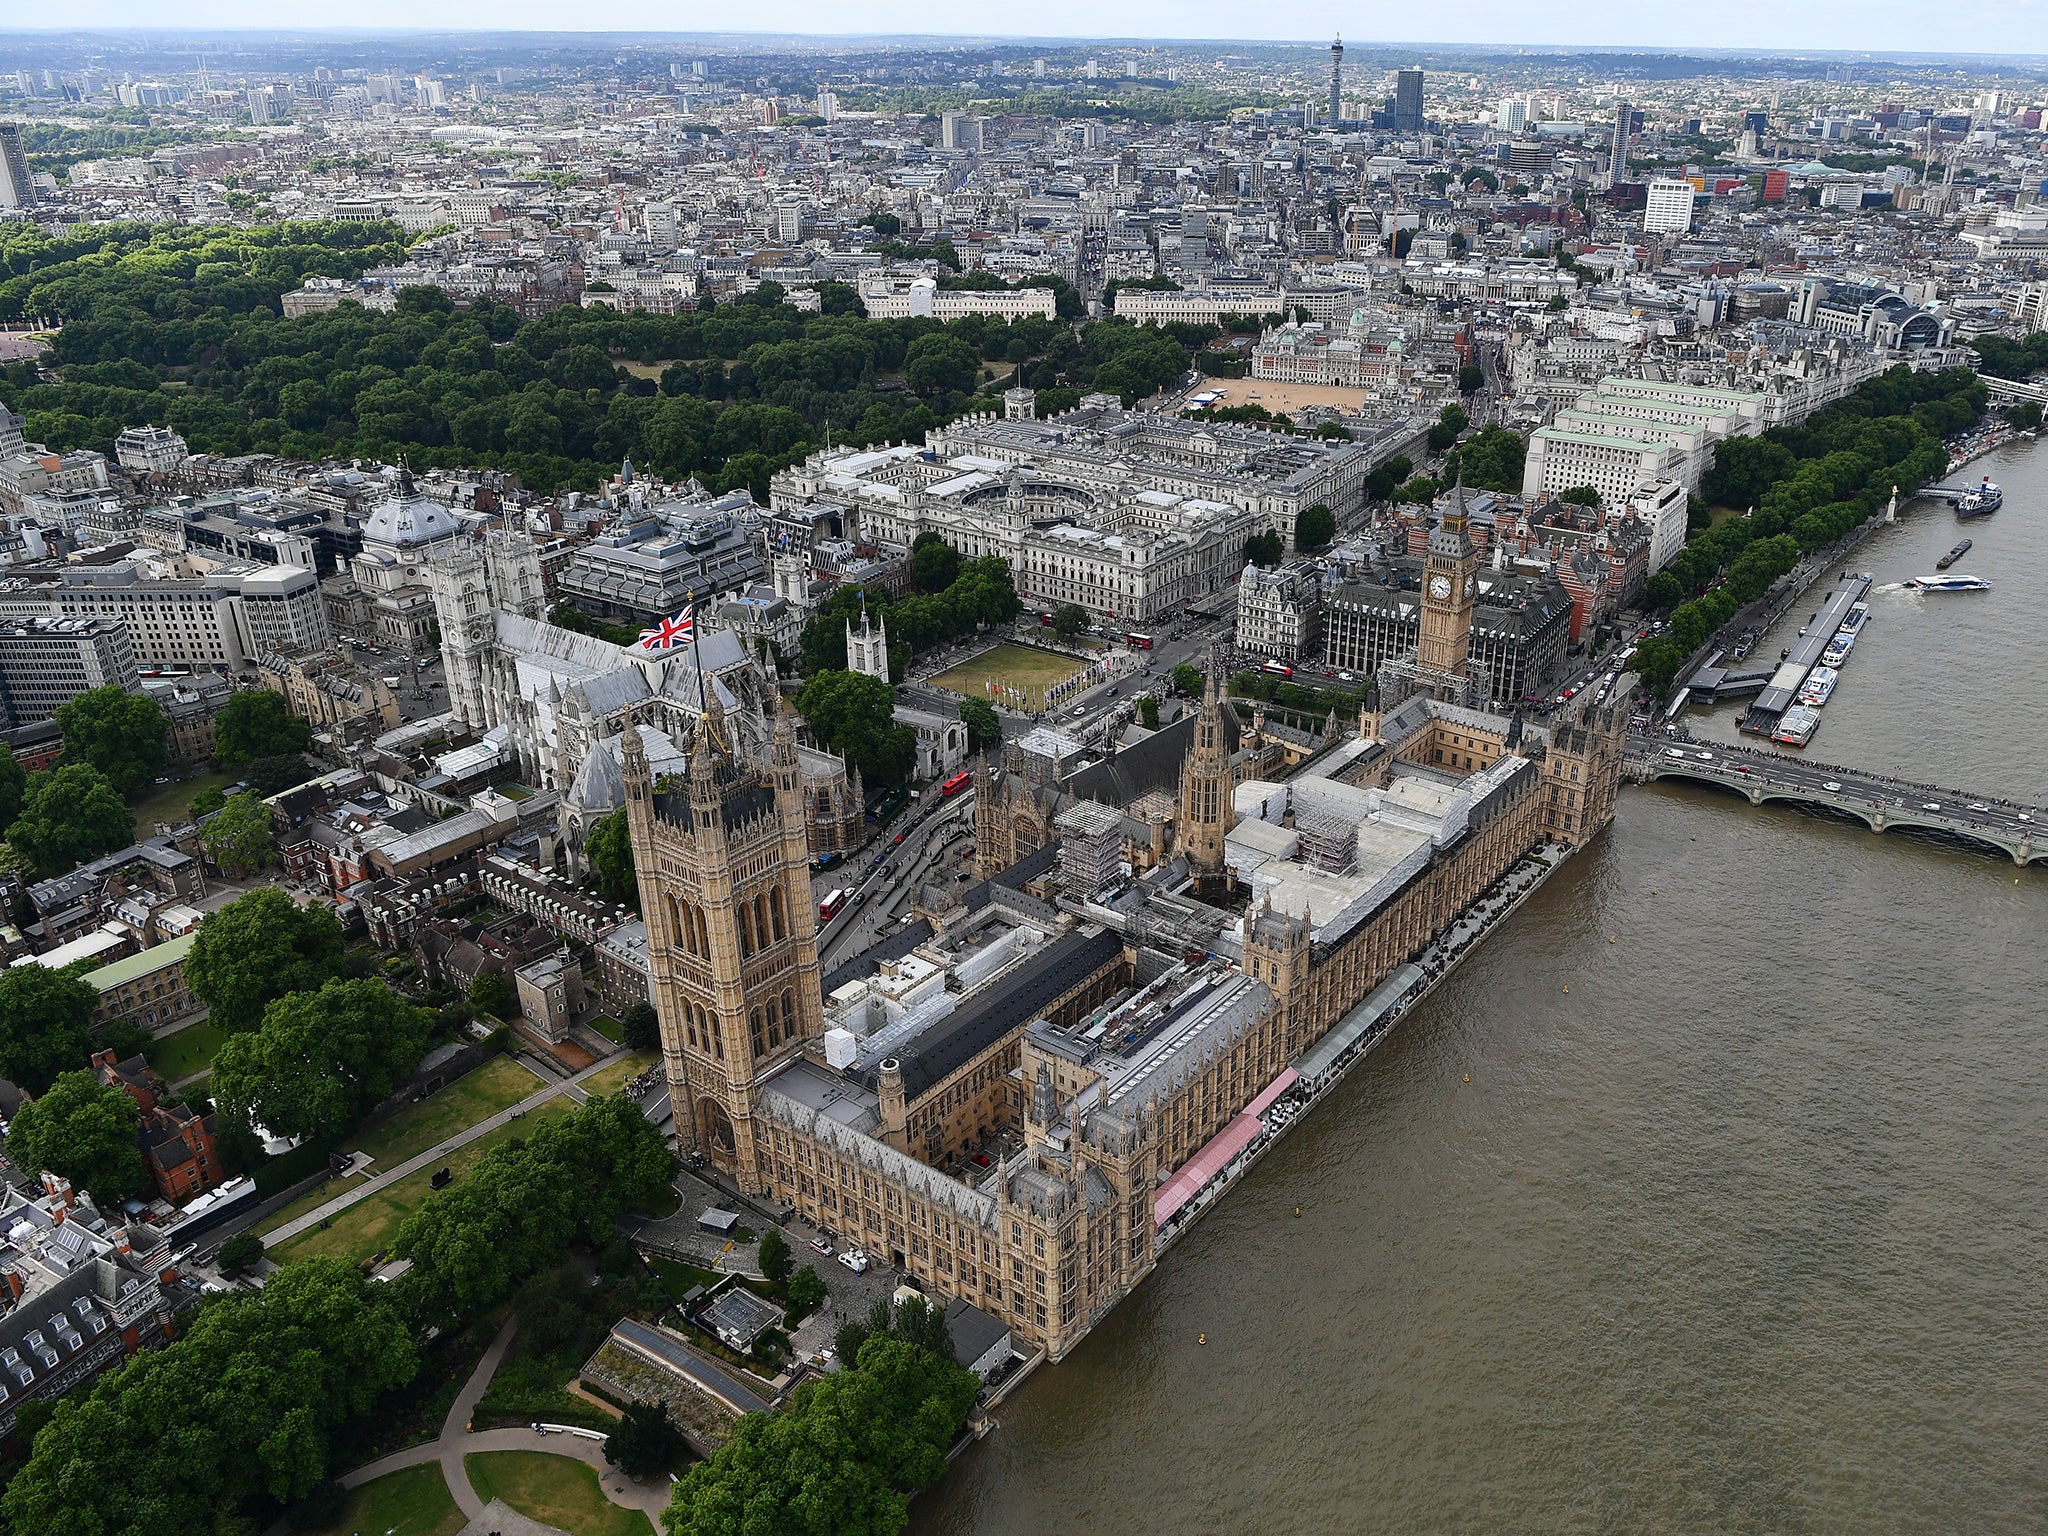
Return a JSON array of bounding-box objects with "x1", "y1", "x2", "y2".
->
[{"x1": 1153, "y1": 1113, "x2": 1262, "y2": 1229}]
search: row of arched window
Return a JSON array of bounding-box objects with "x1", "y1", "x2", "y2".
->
[{"x1": 663, "y1": 886, "x2": 790, "y2": 962}]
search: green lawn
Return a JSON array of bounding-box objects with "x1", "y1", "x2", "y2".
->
[
  {"x1": 581, "y1": 1051, "x2": 657, "y2": 1099},
  {"x1": 587, "y1": 1014, "x2": 624, "y2": 1044},
  {"x1": 268, "y1": 1098, "x2": 574, "y2": 1266},
  {"x1": 355, "y1": 1055, "x2": 544, "y2": 1170},
  {"x1": 464, "y1": 1451, "x2": 655, "y2": 1536},
  {"x1": 145, "y1": 1019, "x2": 227, "y2": 1084},
  {"x1": 928, "y1": 642, "x2": 1088, "y2": 711},
  {"x1": 128, "y1": 765, "x2": 240, "y2": 836},
  {"x1": 302, "y1": 1464, "x2": 463, "y2": 1536},
  {"x1": 650, "y1": 1257, "x2": 722, "y2": 1299},
  {"x1": 255, "y1": 1056, "x2": 546, "y2": 1239}
]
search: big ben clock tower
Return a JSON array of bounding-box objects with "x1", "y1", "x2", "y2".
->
[{"x1": 1416, "y1": 474, "x2": 1479, "y2": 681}]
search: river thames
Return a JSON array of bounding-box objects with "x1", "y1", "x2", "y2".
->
[{"x1": 914, "y1": 435, "x2": 2048, "y2": 1535}]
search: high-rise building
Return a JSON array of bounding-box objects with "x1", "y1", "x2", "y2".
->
[
  {"x1": 940, "y1": 111, "x2": 981, "y2": 152},
  {"x1": 1644, "y1": 178, "x2": 1698, "y2": 235},
  {"x1": 1394, "y1": 69, "x2": 1424, "y2": 133},
  {"x1": 1610, "y1": 101, "x2": 1638, "y2": 181},
  {"x1": 1497, "y1": 96, "x2": 1529, "y2": 134},
  {"x1": 0, "y1": 123, "x2": 34, "y2": 210},
  {"x1": 1329, "y1": 37, "x2": 1344, "y2": 130}
]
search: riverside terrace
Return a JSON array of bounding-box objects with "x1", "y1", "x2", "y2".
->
[{"x1": 1627, "y1": 738, "x2": 2048, "y2": 865}]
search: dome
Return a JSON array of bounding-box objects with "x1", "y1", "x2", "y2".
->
[{"x1": 363, "y1": 472, "x2": 461, "y2": 551}]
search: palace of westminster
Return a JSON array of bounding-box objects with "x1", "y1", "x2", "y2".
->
[{"x1": 620, "y1": 485, "x2": 1625, "y2": 1362}]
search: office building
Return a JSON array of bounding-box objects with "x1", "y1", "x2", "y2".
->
[
  {"x1": 113, "y1": 426, "x2": 189, "y2": 477},
  {"x1": 1329, "y1": 38, "x2": 1344, "y2": 129},
  {"x1": 0, "y1": 123, "x2": 33, "y2": 210},
  {"x1": 1496, "y1": 97, "x2": 1529, "y2": 134},
  {"x1": 1394, "y1": 69, "x2": 1424, "y2": 133},
  {"x1": 0, "y1": 560, "x2": 328, "y2": 674},
  {"x1": 941, "y1": 112, "x2": 982, "y2": 152},
  {"x1": 1644, "y1": 179, "x2": 1698, "y2": 235},
  {"x1": 0, "y1": 616, "x2": 138, "y2": 726}
]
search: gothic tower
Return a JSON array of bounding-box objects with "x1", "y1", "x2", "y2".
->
[
  {"x1": 1417, "y1": 474, "x2": 1479, "y2": 682},
  {"x1": 624, "y1": 695, "x2": 826, "y2": 1193},
  {"x1": 1176, "y1": 659, "x2": 1233, "y2": 884},
  {"x1": 846, "y1": 604, "x2": 890, "y2": 683},
  {"x1": 423, "y1": 545, "x2": 497, "y2": 733}
]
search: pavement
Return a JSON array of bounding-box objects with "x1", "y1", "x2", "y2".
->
[
  {"x1": 338, "y1": 1316, "x2": 672, "y2": 1522},
  {"x1": 260, "y1": 1051, "x2": 619, "y2": 1250}
]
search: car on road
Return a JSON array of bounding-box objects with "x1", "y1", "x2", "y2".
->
[
  {"x1": 2021, "y1": 813, "x2": 2035, "y2": 823},
  {"x1": 1696, "y1": 752, "x2": 1714, "y2": 761},
  {"x1": 1921, "y1": 802, "x2": 1942, "y2": 811},
  {"x1": 893, "y1": 833, "x2": 905, "y2": 845},
  {"x1": 1969, "y1": 803, "x2": 1988, "y2": 812},
  {"x1": 809, "y1": 1237, "x2": 833, "y2": 1256},
  {"x1": 1666, "y1": 749, "x2": 1688, "y2": 759},
  {"x1": 837, "y1": 1248, "x2": 871, "y2": 1274},
  {"x1": 1823, "y1": 781, "x2": 1843, "y2": 792}
]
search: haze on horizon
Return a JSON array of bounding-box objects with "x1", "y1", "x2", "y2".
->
[{"x1": 21, "y1": 0, "x2": 2048, "y2": 61}]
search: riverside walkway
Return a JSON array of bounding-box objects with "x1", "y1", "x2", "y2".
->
[{"x1": 1626, "y1": 739, "x2": 2046, "y2": 865}]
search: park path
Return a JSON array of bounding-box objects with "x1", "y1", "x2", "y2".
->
[
  {"x1": 261, "y1": 1054, "x2": 616, "y2": 1249},
  {"x1": 339, "y1": 1315, "x2": 672, "y2": 1521}
]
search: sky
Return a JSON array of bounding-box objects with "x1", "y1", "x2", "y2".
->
[{"x1": 29, "y1": 1, "x2": 2048, "y2": 59}]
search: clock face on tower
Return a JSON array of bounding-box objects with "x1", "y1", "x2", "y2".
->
[{"x1": 1429, "y1": 574, "x2": 1452, "y2": 600}]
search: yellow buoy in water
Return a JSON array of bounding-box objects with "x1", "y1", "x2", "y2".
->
[
  {"x1": 1198, "y1": 1333, "x2": 1207, "y2": 1345},
  {"x1": 1462, "y1": 1074, "x2": 1469, "y2": 1083},
  {"x1": 1562, "y1": 985, "x2": 1569, "y2": 993},
  {"x1": 1294, "y1": 1206, "x2": 1302, "y2": 1217}
]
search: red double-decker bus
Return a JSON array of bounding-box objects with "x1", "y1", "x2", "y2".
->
[
  {"x1": 1125, "y1": 632, "x2": 1154, "y2": 650},
  {"x1": 941, "y1": 770, "x2": 972, "y2": 798},
  {"x1": 817, "y1": 889, "x2": 848, "y2": 922},
  {"x1": 1260, "y1": 660, "x2": 1294, "y2": 679}
]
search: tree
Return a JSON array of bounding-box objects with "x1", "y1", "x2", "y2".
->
[
  {"x1": 1558, "y1": 485, "x2": 1602, "y2": 507},
  {"x1": 213, "y1": 689, "x2": 311, "y2": 763},
  {"x1": 212, "y1": 979, "x2": 432, "y2": 1143},
  {"x1": 587, "y1": 806, "x2": 638, "y2": 907},
  {"x1": 0, "y1": 964, "x2": 98, "y2": 1095},
  {"x1": 606, "y1": 1399, "x2": 683, "y2": 1479},
  {"x1": 958, "y1": 698, "x2": 1001, "y2": 752},
  {"x1": 1138, "y1": 696, "x2": 1159, "y2": 730},
  {"x1": 758, "y1": 1228, "x2": 793, "y2": 1284},
  {"x1": 55, "y1": 686, "x2": 167, "y2": 793},
  {"x1": 795, "y1": 670, "x2": 913, "y2": 786},
  {"x1": 784, "y1": 1265, "x2": 826, "y2": 1321},
  {"x1": 469, "y1": 969, "x2": 515, "y2": 1020},
  {"x1": 621, "y1": 1000, "x2": 660, "y2": 1051},
  {"x1": 1426, "y1": 403, "x2": 1470, "y2": 454},
  {"x1": 217, "y1": 1230, "x2": 265, "y2": 1275},
  {"x1": 1458, "y1": 363, "x2": 1484, "y2": 393},
  {"x1": 4, "y1": 1258, "x2": 417, "y2": 1536},
  {"x1": 910, "y1": 533, "x2": 960, "y2": 595},
  {"x1": 1171, "y1": 664, "x2": 1203, "y2": 697},
  {"x1": 903, "y1": 332, "x2": 979, "y2": 398},
  {"x1": 1049, "y1": 603, "x2": 1088, "y2": 641},
  {"x1": 394, "y1": 1094, "x2": 675, "y2": 1330},
  {"x1": 186, "y1": 889, "x2": 348, "y2": 1033},
  {"x1": 199, "y1": 790, "x2": 274, "y2": 875},
  {"x1": 664, "y1": 1335, "x2": 979, "y2": 1536},
  {"x1": 0, "y1": 748, "x2": 23, "y2": 832},
  {"x1": 1295, "y1": 504, "x2": 1336, "y2": 552},
  {"x1": 3, "y1": 1071, "x2": 147, "y2": 1204},
  {"x1": 6, "y1": 763, "x2": 133, "y2": 879},
  {"x1": 1243, "y1": 530, "x2": 1284, "y2": 569},
  {"x1": 243, "y1": 753, "x2": 318, "y2": 797}
]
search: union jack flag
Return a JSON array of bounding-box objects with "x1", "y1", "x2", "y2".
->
[{"x1": 636, "y1": 606, "x2": 695, "y2": 653}]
